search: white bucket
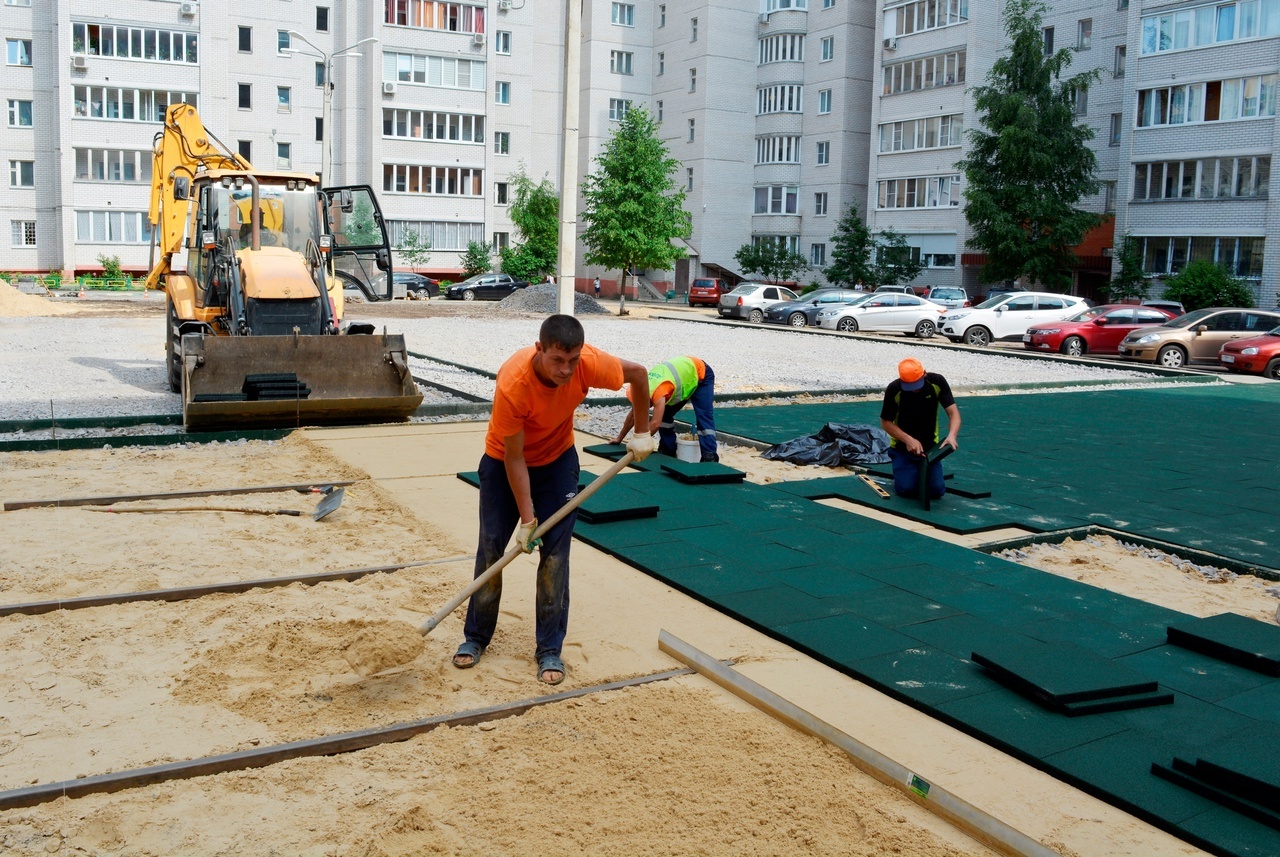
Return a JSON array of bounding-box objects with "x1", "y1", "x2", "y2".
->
[{"x1": 676, "y1": 437, "x2": 701, "y2": 463}]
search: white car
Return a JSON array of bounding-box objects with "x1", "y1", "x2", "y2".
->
[
  {"x1": 717, "y1": 282, "x2": 800, "y2": 323},
  {"x1": 818, "y1": 293, "x2": 947, "y2": 337},
  {"x1": 940, "y1": 291, "x2": 1088, "y2": 346}
]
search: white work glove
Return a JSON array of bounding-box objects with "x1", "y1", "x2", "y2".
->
[
  {"x1": 514, "y1": 518, "x2": 542, "y2": 554},
  {"x1": 626, "y1": 432, "x2": 657, "y2": 462}
]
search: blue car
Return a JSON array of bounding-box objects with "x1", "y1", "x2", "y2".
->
[{"x1": 762, "y1": 288, "x2": 866, "y2": 328}]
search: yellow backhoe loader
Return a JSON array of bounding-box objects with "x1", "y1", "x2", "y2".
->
[{"x1": 146, "y1": 103, "x2": 421, "y2": 430}]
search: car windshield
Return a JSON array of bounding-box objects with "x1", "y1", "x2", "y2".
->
[
  {"x1": 1163, "y1": 308, "x2": 1217, "y2": 328},
  {"x1": 973, "y1": 295, "x2": 1011, "y2": 309},
  {"x1": 1066, "y1": 306, "x2": 1106, "y2": 322},
  {"x1": 728, "y1": 285, "x2": 759, "y2": 296},
  {"x1": 1267, "y1": 325, "x2": 1280, "y2": 336}
]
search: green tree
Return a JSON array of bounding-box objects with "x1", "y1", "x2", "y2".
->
[
  {"x1": 343, "y1": 198, "x2": 382, "y2": 246},
  {"x1": 397, "y1": 230, "x2": 432, "y2": 271},
  {"x1": 460, "y1": 240, "x2": 492, "y2": 279},
  {"x1": 734, "y1": 240, "x2": 808, "y2": 285},
  {"x1": 958, "y1": 0, "x2": 1102, "y2": 291},
  {"x1": 96, "y1": 254, "x2": 125, "y2": 280},
  {"x1": 581, "y1": 106, "x2": 692, "y2": 312},
  {"x1": 824, "y1": 206, "x2": 923, "y2": 288},
  {"x1": 1161, "y1": 260, "x2": 1255, "y2": 311},
  {"x1": 875, "y1": 229, "x2": 926, "y2": 287},
  {"x1": 500, "y1": 169, "x2": 559, "y2": 282},
  {"x1": 1106, "y1": 234, "x2": 1147, "y2": 303}
]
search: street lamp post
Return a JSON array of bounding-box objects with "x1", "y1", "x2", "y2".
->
[{"x1": 286, "y1": 32, "x2": 378, "y2": 184}]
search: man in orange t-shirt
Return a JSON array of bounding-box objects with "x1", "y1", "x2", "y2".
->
[{"x1": 453, "y1": 315, "x2": 655, "y2": 685}]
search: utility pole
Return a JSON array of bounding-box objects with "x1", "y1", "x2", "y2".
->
[
  {"x1": 286, "y1": 33, "x2": 378, "y2": 184},
  {"x1": 556, "y1": 0, "x2": 582, "y2": 314}
]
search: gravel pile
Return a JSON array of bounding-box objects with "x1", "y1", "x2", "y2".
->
[{"x1": 498, "y1": 284, "x2": 609, "y2": 315}]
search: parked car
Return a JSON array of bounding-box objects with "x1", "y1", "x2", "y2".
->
[
  {"x1": 1141, "y1": 299, "x2": 1186, "y2": 316},
  {"x1": 940, "y1": 291, "x2": 1088, "y2": 346},
  {"x1": 688, "y1": 277, "x2": 727, "y2": 307},
  {"x1": 980, "y1": 285, "x2": 1027, "y2": 303},
  {"x1": 1117, "y1": 307, "x2": 1280, "y2": 368},
  {"x1": 762, "y1": 288, "x2": 864, "y2": 327},
  {"x1": 818, "y1": 293, "x2": 948, "y2": 337},
  {"x1": 1218, "y1": 325, "x2": 1280, "y2": 378},
  {"x1": 924, "y1": 286, "x2": 971, "y2": 309},
  {"x1": 873, "y1": 284, "x2": 914, "y2": 295},
  {"x1": 813, "y1": 292, "x2": 877, "y2": 328},
  {"x1": 717, "y1": 282, "x2": 800, "y2": 322},
  {"x1": 395, "y1": 271, "x2": 440, "y2": 299},
  {"x1": 1024, "y1": 304, "x2": 1177, "y2": 356},
  {"x1": 444, "y1": 272, "x2": 530, "y2": 301}
]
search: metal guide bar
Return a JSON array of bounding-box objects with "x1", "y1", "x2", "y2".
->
[
  {"x1": 3, "y1": 481, "x2": 359, "y2": 511},
  {"x1": 0, "y1": 665, "x2": 699, "y2": 812},
  {"x1": 0, "y1": 554, "x2": 472, "y2": 618}
]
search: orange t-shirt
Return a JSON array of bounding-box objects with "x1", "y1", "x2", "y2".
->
[
  {"x1": 485, "y1": 343, "x2": 625, "y2": 466},
  {"x1": 651, "y1": 356, "x2": 706, "y2": 404}
]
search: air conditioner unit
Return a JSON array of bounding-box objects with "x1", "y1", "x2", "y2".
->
[
  {"x1": 472, "y1": 32, "x2": 485, "y2": 46},
  {"x1": 179, "y1": 2, "x2": 197, "y2": 16},
  {"x1": 382, "y1": 81, "x2": 397, "y2": 95},
  {"x1": 883, "y1": 37, "x2": 898, "y2": 50},
  {"x1": 758, "y1": 13, "x2": 769, "y2": 24},
  {"x1": 497, "y1": 0, "x2": 512, "y2": 9},
  {"x1": 71, "y1": 54, "x2": 88, "y2": 70}
]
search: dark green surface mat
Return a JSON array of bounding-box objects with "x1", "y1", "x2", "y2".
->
[
  {"x1": 971, "y1": 636, "x2": 1159, "y2": 705},
  {"x1": 658, "y1": 459, "x2": 747, "y2": 483},
  {"x1": 1168, "y1": 612, "x2": 1280, "y2": 676}
]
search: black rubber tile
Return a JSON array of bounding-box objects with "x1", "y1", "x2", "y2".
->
[
  {"x1": 1117, "y1": 646, "x2": 1276, "y2": 704},
  {"x1": 938, "y1": 686, "x2": 1130, "y2": 759},
  {"x1": 831, "y1": 585, "x2": 962, "y2": 628},
  {"x1": 854, "y1": 645, "x2": 1000, "y2": 707},
  {"x1": 903, "y1": 614, "x2": 1041, "y2": 661},
  {"x1": 1216, "y1": 679, "x2": 1280, "y2": 725},
  {"x1": 716, "y1": 584, "x2": 849, "y2": 627},
  {"x1": 1168, "y1": 613, "x2": 1280, "y2": 677},
  {"x1": 1177, "y1": 804, "x2": 1280, "y2": 857},
  {"x1": 776, "y1": 613, "x2": 919, "y2": 667},
  {"x1": 971, "y1": 637, "x2": 1158, "y2": 705},
  {"x1": 768, "y1": 565, "x2": 883, "y2": 598},
  {"x1": 658, "y1": 459, "x2": 747, "y2": 484}
]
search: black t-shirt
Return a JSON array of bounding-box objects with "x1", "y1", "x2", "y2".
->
[{"x1": 880, "y1": 373, "x2": 955, "y2": 452}]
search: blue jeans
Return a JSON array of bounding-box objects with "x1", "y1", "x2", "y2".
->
[
  {"x1": 657, "y1": 364, "x2": 718, "y2": 460},
  {"x1": 462, "y1": 447, "x2": 579, "y2": 660},
  {"x1": 888, "y1": 447, "x2": 946, "y2": 500}
]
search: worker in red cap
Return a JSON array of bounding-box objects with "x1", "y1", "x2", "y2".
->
[{"x1": 880, "y1": 357, "x2": 961, "y2": 499}]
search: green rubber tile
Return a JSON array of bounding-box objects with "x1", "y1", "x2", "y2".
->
[
  {"x1": 854, "y1": 644, "x2": 1001, "y2": 707},
  {"x1": 1167, "y1": 613, "x2": 1280, "y2": 677},
  {"x1": 742, "y1": 493, "x2": 829, "y2": 517},
  {"x1": 1194, "y1": 741, "x2": 1280, "y2": 796},
  {"x1": 937, "y1": 686, "x2": 1130, "y2": 759},
  {"x1": 804, "y1": 508, "x2": 890, "y2": 535},
  {"x1": 830, "y1": 585, "x2": 962, "y2": 628},
  {"x1": 582, "y1": 443, "x2": 627, "y2": 461},
  {"x1": 456, "y1": 470, "x2": 481, "y2": 488},
  {"x1": 1108, "y1": 692, "x2": 1256, "y2": 750},
  {"x1": 823, "y1": 547, "x2": 919, "y2": 582},
  {"x1": 573, "y1": 516, "x2": 667, "y2": 549},
  {"x1": 1057, "y1": 690, "x2": 1173, "y2": 716},
  {"x1": 648, "y1": 513, "x2": 730, "y2": 534},
  {"x1": 1043, "y1": 730, "x2": 1217, "y2": 824},
  {"x1": 904, "y1": 614, "x2": 1041, "y2": 661},
  {"x1": 675, "y1": 534, "x2": 812, "y2": 573},
  {"x1": 577, "y1": 505, "x2": 658, "y2": 524},
  {"x1": 858, "y1": 562, "x2": 993, "y2": 601},
  {"x1": 619, "y1": 541, "x2": 733, "y2": 579},
  {"x1": 658, "y1": 459, "x2": 747, "y2": 484},
  {"x1": 1117, "y1": 646, "x2": 1277, "y2": 704},
  {"x1": 1018, "y1": 614, "x2": 1168, "y2": 660},
  {"x1": 776, "y1": 613, "x2": 919, "y2": 667},
  {"x1": 1216, "y1": 679, "x2": 1280, "y2": 725},
  {"x1": 716, "y1": 584, "x2": 850, "y2": 627},
  {"x1": 768, "y1": 565, "x2": 883, "y2": 598},
  {"x1": 941, "y1": 585, "x2": 1064, "y2": 627},
  {"x1": 971, "y1": 637, "x2": 1158, "y2": 705},
  {"x1": 771, "y1": 528, "x2": 868, "y2": 560},
  {"x1": 1177, "y1": 805, "x2": 1280, "y2": 857},
  {"x1": 656, "y1": 564, "x2": 778, "y2": 599}
]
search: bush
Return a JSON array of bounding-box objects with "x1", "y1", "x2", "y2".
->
[
  {"x1": 1161, "y1": 260, "x2": 1255, "y2": 311},
  {"x1": 96, "y1": 254, "x2": 125, "y2": 280}
]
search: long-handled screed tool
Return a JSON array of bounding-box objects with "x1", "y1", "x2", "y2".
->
[
  {"x1": 87, "y1": 506, "x2": 303, "y2": 517},
  {"x1": 342, "y1": 451, "x2": 637, "y2": 677}
]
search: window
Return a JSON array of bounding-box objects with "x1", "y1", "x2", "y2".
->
[
  {"x1": 877, "y1": 175, "x2": 963, "y2": 208},
  {"x1": 316, "y1": 62, "x2": 326, "y2": 86},
  {"x1": 238, "y1": 26, "x2": 252, "y2": 53},
  {"x1": 878, "y1": 114, "x2": 964, "y2": 152},
  {"x1": 610, "y1": 50, "x2": 633, "y2": 75},
  {"x1": 382, "y1": 109, "x2": 486, "y2": 143},
  {"x1": 687, "y1": 168, "x2": 693, "y2": 191},
  {"x1": 755, "y1": 135, "x2": 801, "y2": 164},
  {"x1": 495, "y1": 182, "x2": 508, "y2": 204},
  {"x1": 8, "y1": 99, "x2": 32, "y2": 127},
  {"x1": 383, "y1": 1, "x2": 488, "y2": 35},
  {"x1": 495, "y1": 31, "x2": 511, "y2": 54},
  {"x1": 315, "y1": 117, "x2": 324, "y2": 141},
  {"x1": 1103, "y1": 181, "x2": 1116, "y2": 212},
  {"x1": 691, "y1": 17, "x2": 698, "y2": 41},
  {"x1": 492, "y1": 231, "x2": 509, "y2": 250},
  {"x1": 766, "y1": 0, "x2": 809, "y2": 9},
  {"x1": 818, "y1": 89, "x2": 832, "y2": 114},
  {"x1": 924, "y1": 254, "x2": 956, "y2": 268},
  {"x1": 10, "y1": 160, "x2": 34, "y2": 187},
  {"x1": 753, "y1": 234, "x2": 801, "y2": 254},
  {"x1": 816, "y1": 141, "x2": 830, "y2": 164},
  {"x1": 884, "y1": 50, "x2": 966, "y2": 95},
  {"x1": 1114, "y1": 45, "x2": 1126, "y2": 78},
  {"x1": 657, "y1": 52, "x2": 664, "y2": 75},
  {"x1": 1137, "y1": 75, "x2": 1279, "y2": 126},
  {"x1": 7, "y1": 39, "x2": 32, "y2": 66},
  {"x1": 11, "y1": 220, "x2": 36, "y2": 247},
  {"x1": 757, "y1": 84, "x2": 803, "y2": 114},
  {"x1": 889, "y1": 0, "x2": 967, "y2": 35},
  {"x1": 73, "y1": 86, "x2": 198, "y2": 121},
  {"x1": 494, "y1": 132, "x2": 509, "y2": 154},
  {"x1": 74, "y1": 210, "x2": 152, "y2": 244},
  {"x1": 753, "y1": 185, "x2": 799, "y2": 214},
  {"x1": 6, "y1": 0, "x2": 33, "y2": 5},
  {"x1": 70, "y1": 23, "x2": 199, "y2": 63},
  {"x1": 278, "y1": 30, "x2": 291, "y2": 53},
  {"x1": 659, "y1": 4, "x2": 666, "y2": 26},
  {"x1": 1077, "y1": 18, "x2": 1092, "y2": 50},
  {"x1": 237, "y1": 140, "x2": 252, "y2": 161},
  {"x1": 1134, "y1": 236, "x2": 1264, "y2": 278},
  {"x1": 1109, "y1": 112, "x2": 1122, "y2": 145},
  {"x1": 277, "y1": 142, "x2": 291, "y2": 169},
  {"x1": 689, "y1": 68, "x2": 697, "y2": 92},
  {"x1": 608, "y1": 98, "x2": 631, "y2": 120},
  {"x1": 810, "y1": 244, "x2": 826, "y2": 266},
  {"x1": 74, "y1": 148, "x2": 152, "y2": 182},
  {"x1": 824, "y1": 0, "x2": 835, "y2": 7},
  {"x1": 1043, "y1": 26, "x2": 1054, "y2": 53},
  {"x1": 1118, "y1": 0, "x2": 1129, "y2": 8},
  {"x1": 611, "y1": 2, "x2": 634, "y2": 26},
  {"x1": 1141, "y1": 0, "x2": 1280, "y2": 55},
  {"x1": 1072, "y1": 86, "x2": 1088, "y2": 116},
  {"x1": 1133, "y1": 156, "x2": 1270, "y2": 200},
  {"x1": 239, "y1": 84, "x2": 252, "y2": 109},
  {"x1": 495, "y1": 80, "x2": 510, "y2": 104},
  {"x1": 382, "y1": 166, "x2": 485, "y2": 197},
  {"x1": 820, "y1": 36, "x2": 834, "y2": 61},
  {"x1": 656, "y1": 100, "x2": 663, "y2": 121},
  {"x1": 317, "y1": 7, "x2": 330, "y2": 32},
  {"x1": 758, "y1": 34, "x2": 805, "y2": 64},
  {"x1": 278, "y1": 86, "x2": 292, "y2": 112},
  {"x1": 814, "y1": 192, "x2": 828, "y2": 215},
  {"x1": 688, "y1": 118, "x2": 696, "y2": 141},
  {"x1": 382, "y1": 52, "x2": 488, "y2": 91}
]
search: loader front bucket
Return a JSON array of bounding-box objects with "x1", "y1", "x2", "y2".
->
[{"x1": 180, "y1": 332, "x2": 423, "y2": 431}]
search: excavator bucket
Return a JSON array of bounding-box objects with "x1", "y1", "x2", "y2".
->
[{"x1": 180, "y1": 333, "x2": 423, "y2": 431}]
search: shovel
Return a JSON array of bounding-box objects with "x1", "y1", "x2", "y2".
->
[{"x1": 312, "y1": 487, "x2": 345, "y2": 521}]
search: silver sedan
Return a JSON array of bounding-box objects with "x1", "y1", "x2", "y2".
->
[{"x1": 817, "y1": 293, "x2": 948, "y2": 338}]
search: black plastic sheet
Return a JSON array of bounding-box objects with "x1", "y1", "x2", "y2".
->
[{"x1": 762, "y1": 423, "x2": 892, "y2": 467}]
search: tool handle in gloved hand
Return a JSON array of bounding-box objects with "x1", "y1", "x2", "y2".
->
[{"x1": 418, "y1": 451, "x2": 636, "y2": 636}]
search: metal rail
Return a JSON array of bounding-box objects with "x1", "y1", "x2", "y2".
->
[{"x1": 3, "y1": 480, "x2": 358, "y2": 511}]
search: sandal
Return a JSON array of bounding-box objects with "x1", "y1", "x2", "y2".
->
[
  {"x1": 537, "y1": 654, "x2": 566, "y2": 686},
  {"x1": 451, "y1": 641, "x2": 485, "y2": 669}
]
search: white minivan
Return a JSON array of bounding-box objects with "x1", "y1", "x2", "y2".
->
[{"x1": 940, "y1": 291, "x2": 1088, "y2": 346}]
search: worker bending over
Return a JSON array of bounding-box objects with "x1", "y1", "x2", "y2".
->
[
  {"x1": 453, "y1": 315, "x2": 655, "y2": 685},
  {"x1": 613, "y1": 355, "x2": 719, "y2": 463},
  {"x1": 879, "y1": 357, "x2": 961, "y2": 500}
]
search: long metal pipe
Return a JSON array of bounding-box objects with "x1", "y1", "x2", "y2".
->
[{"x1": 556, "y1": 0, "x2": 582, "y2": 314}]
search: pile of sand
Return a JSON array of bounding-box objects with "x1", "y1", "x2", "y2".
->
[{"x1": 0, "y1": 282, "x2": 75, "y2": 317}]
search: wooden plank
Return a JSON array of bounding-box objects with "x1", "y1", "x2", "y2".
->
[{"x1": 3, "y1": 481, "x2": 358, "y2": 511}]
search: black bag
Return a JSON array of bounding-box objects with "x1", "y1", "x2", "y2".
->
[{"x1": 762, "y1": 422, "x2": 891, "y2": 467}]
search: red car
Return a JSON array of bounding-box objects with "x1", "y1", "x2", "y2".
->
[
  {"x1": 1219, "y1": 325, "x2": 1280, "y2": 379},
  {"x1": 688, "y1": 277, "x2": 727, "y2": 307},
  {"x1": 1024, "y1": 304, "x2": 1177, "y2": 357}
]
